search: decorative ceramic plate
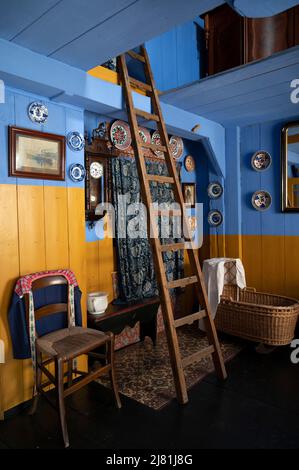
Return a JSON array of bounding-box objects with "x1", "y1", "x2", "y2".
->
[
  {"x1": 151, "y1": 131, "x2": 164, "y2": 158},
  {"x1": 251, "y1": 190, "x2": 272, "y2": 211},
  {"x1": 28, "y1": 102, "x2": 48, "y2": 124},
  {"x1": 170, "y1": 136, "x2": 184, "y2": 160},
  {"x1": 138, "y1": 127, "x2": 151, "y2": 145},
  {"x1": 69, "y1": 163, "x2": 86, "y2": 183},
  {"x1": 251, "y1": 151, "x2": 272, "y2": 171},
  {"x1": 184, "y1": 155, "x2": 195, "y2": 172},
  {"x1": 110, "y1": 120, "x2": 132, "y2": 150},
  {"x1": 67, "y1": 132, "x2": 85, "y2": 151},
  {"x1": 207, "y1": 182, "x2": 223, "y2": 199},
  {"x1": 90, "y1": 161, "x2": 104, "y2": 179},
  {"x1": 208, "y1": 210, "x2": 223, "y2": 227}
]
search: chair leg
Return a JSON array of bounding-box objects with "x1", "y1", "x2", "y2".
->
[
  {"x1": 29, "y1": 350, "x2": 42, "y2": 415},
  {"x1": 67, "y1": 360, "x2": 73, "y2": 388},
  {"x1": 56, "y1": 358, "x2": 69, "y2": 448},
  {"x1": 107, "y1": 333, "x2": 122, "y2": 409}
]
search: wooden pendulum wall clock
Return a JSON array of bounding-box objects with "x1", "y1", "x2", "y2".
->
[{"x1": 85, "y1": 152, "x2": 108, "y2": 225}]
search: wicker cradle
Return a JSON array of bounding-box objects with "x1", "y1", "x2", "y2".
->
[{"x1": 215, "y1": 285, "x2": 299, "y2": 346}]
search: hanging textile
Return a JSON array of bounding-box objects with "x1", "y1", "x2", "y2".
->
[{"x1": 110, "y1": 157, "x2": 184, "y2": 302}]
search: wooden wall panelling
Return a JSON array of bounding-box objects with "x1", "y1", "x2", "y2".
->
[
  {"x1": 0, "y1": 185, "x2": 23, "y2": 411},
  {"x1": 284, "y1": 235, "x2": 299, "y2": 299},
  {"x1": 98, "y1": 235, "x2": 116, "y2": 304},
  {"x1": 17, "y1": 185, "x2": 47, "y2": 401},
  {"x1": 260, "y1": 122, "x2": 286, "y2": 295},
  {"x1": 67, "y1": 187, "x2": 87, "y2": 371},
  {"x1": 86, "y1": 241, "x2": 101, "y2": 294},
  {"x1": 242, "y1": 235, "x2": 262, "y2": 291},
  {"x1": 44, "y1": 186, "x2": 69, "y2": 269}
]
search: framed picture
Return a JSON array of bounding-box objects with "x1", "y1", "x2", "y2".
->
[
  {"x1": 9, "y1": 126, "x2": 65, "y2": 181},
  {"x1": 182, "y1": 183, "x2": 196, "y2": 208}
]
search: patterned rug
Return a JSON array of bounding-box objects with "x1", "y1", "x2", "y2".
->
[{"x1": 100, "y1": 326, "x2": 244, "y2": 410}]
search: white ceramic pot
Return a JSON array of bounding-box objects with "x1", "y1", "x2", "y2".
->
[{"x1": 87, "y1": 292, "x2": 108, "y2": 315}]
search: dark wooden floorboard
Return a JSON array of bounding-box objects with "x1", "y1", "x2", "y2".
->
[{"x1": 0, "y1": 343, "x2": 298, "y2": 449}]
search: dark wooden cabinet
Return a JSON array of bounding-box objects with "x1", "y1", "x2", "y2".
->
[{"x1": 204, "y1": 4, "x2": 299, "y2": 76}]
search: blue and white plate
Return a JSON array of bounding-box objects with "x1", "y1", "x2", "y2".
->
[
  {"x1": 207, "y1": 182, "x2": 223, "y2": 199},
  {"x1": 69, "y1": 164, "x2": 86, "y2": 182},
  {"x1": 28, "y1": 102, "x2": 48, "y2": 123},
  {"x1": 208, "y1": 210, "x2": 223, "y2": 227},
  {"x1": 251, "y1": 151, "x2": 272, "y2": 171},
  {"x1": 67, "y1": 132, "x2": 85, "y2": 151},
  {"x1": 251, "y1": 190, "x2": 272, "y2": 211}
]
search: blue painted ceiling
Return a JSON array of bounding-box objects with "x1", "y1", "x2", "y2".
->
[
  {"x1": 161, "y1": 45, "x2": 299, "y2": 127},
  {"x1": 0, "y1": 0, "x2": 225, "y2": 71}
]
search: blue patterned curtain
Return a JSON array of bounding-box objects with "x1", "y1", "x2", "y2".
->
[{"x1": 111, "y1": 157, "x2": 184, "y2": 302}]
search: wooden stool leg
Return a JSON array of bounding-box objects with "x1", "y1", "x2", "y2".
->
[
  {"x1": 56, "y1": 358, "x2": 69, "y2": 448},
  {"x1": 29, "y1": 349, "x2": 42, "y2": 415},
  {"x1": 107, "y1": 333, "x2": 121, "y2": 409}
]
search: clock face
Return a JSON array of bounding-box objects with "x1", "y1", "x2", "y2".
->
[{"x1": 90, "y1": 161, "x2": 103, "y2": 179}]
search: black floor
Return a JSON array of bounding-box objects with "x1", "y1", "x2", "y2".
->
[{"x1": 1, "y1": 342, "x2": 299, "y2": 449}]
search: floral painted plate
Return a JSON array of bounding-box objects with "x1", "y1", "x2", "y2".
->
[
  {"x1": 170, "y1": 136, "x2": 184, "y2": 160},
  {"x1": 110, "y1": 120, "x2": 132, "y2": 151},
  {"x1": 252, "y1": 190, "x2": 272, "y2": 211},
  {"x1": 208, "y1": 210, "x2": 223, "y2": 227},
  {"x1": 207, "y1": 182, "x2": 223, "y2": 199},
  {"x1": 151, "y1": 131, "x2": 164, "y2": 158},
  {"x1": 251, "y1": 151, "x2": 272, "y2": 171},
  {"x1": 139, "y1": 127, "x2": 151, "y2": 145}
]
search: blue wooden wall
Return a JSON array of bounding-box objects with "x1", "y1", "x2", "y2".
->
[
  {"x1": 145, "y1": 20, "x2": 202, "y2": 92},
  {"x1": 0, "y1": 87, "x2": 84, "y2": 188},
  {"x1": 224, "y1": 119, "x2": 299, "y2": 237}
]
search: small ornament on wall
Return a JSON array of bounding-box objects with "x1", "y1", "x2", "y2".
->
[
  {"x1": 67, "y1": 132, "x2": 85, "y2": 152},
  {"x1": 251, "y1": 190, "x2": 272, "y2": 211},
  {"x1": 208, "y1": 210, "x2": 223, "y2": 227},
  {"x1": 69, "y1": 163, "x2": 86, "y2": 183},
  {"x1": 207, "y1": 181, "x2": 223, "y2": 199},
  {"x1": 28, "y1": 102, "x2": 48, "y2": 124},
  {"x1": 251, "y1": 151, "x2": 272, "y2": 171},
  {"x1": 184, "y1": 155, "x2": 195, "y2": 172},
  {"x1": 110, "y1": 120, "x2": 132, "y2": 151},
  {"x1": 170, "y1": 136, "x2": 184, "y2": 160}
]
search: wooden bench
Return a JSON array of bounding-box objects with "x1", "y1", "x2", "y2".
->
[{"x1": 87, "y1": 297, "x2": 160, "y2": 347}]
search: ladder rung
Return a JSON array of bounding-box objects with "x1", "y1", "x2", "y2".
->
[
  {"x1": 182, "y1": 345, "x2": 215, "y2": 368},
  {"x1": 147, "y1": 175, "x2": 174, "y2": 184},
  {"x1": 174, "y1": 310, "x2": 206, "y2": 328},
  {"x1": 140, "y1": 142, "x2": 167, "y2": 152},
  {"x1": 160, "y1": 242, "x2": 185, "y2": 252},
  {"x1": 167, "y1": 276, "x2": 198, "y2": 289},
  {"x1": 129, "y1": 77, "x2": 152, "y2": 93},
  {"x1": 127, "y1": 50, "x2": 146, "y2": 63},
  {"x1": 135, "y1": 108, "x2": 160, "y2": 122}
]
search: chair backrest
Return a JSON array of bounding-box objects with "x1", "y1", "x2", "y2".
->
[{"x1": 24, "y1": 275, "x2": 70, "y2": 337}]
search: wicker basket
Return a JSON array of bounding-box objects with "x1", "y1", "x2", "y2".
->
[{"x1": 215, "y1": 285, "x2": 299, "y2": 346}]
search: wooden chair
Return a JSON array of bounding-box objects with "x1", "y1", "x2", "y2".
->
[{"x1": 25, "y1": 275, "x2": 121, "y2": 448}]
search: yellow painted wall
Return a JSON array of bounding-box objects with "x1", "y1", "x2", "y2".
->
[
  {"x1": 209, "y1": 234, "x2": 299, "y2": 300},
  {"x1": 0, "y1": 185, "x2": 87, "y2": 414}
]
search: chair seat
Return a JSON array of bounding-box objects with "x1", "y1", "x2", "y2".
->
[{"x1": 36, "y1": 327, "x2": 109, "y2": 360}]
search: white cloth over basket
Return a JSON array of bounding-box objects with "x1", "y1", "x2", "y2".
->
[{"x1": 199, "y1": 258, "x2": 246, "y2": 330}]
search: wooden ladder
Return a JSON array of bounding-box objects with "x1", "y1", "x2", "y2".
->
[{"x1": 118, "y1": 46, "x2": 227, "y2": 405}]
